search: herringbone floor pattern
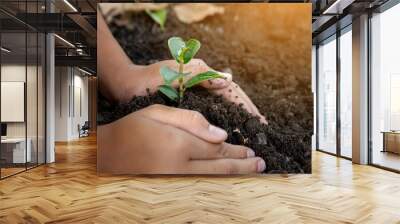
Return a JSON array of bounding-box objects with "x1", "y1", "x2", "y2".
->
[{"x1": 1, "y1": 135, "x2": 400, "y2": 223}]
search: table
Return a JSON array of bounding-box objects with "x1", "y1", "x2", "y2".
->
[
  {"x1": 381, "y1": 131, "x2": 400, "y2": 154},
  {"x1": 1, "y1": 138, "x2": 31, "y2": 163}
]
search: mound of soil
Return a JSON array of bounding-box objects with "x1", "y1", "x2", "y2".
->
[
  {"x1": 98, "y1": 88, "x2": 309, "y2": 173},
  {"x1": 99, "y1": 5, "x2": 312, "y2": 173}
]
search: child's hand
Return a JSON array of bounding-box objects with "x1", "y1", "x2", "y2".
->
[
  {"x1": 97, "y1": 104, "x2": 266, "y2": 174},
  {"x1": 98, "y1": 11, "x2": 266, "y2": 123},
  {"x1": 114, "y1": 59, "x2": 266, "y2": 123}
]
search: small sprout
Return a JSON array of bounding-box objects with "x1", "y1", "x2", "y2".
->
[
  {"x1": 158, "y1": 36, "x2": 223, "y2": 103},
  {"x1": 146, "y1": 8, "x2": 168, "y2": 30}
]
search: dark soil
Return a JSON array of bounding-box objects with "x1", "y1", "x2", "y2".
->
[
  {"x1": 98, "y1": 87, "x2": 310, "y2": 173},
  {"x1": 99, "y1": 5, "x2": 312, "y2": 173}
]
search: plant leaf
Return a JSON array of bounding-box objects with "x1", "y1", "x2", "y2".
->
[
  {"x1": 184, "y1": 71, "x2": 224, "y2": 89},
  {"x1": 160, "y1": 66, "x2": 180, "y2": 85},
  {"x1": 145, "y1": 9, "x2": 168, "y2": 30},
  {"x1": 168, "y1": 37, "x2": 185, "y2": 63},
  {"x1": 182, "y1": 39, "x2": 201, "y2": 64},
  {"x1": 159, "y1": 85, "x2": 178, "y2": 101}
]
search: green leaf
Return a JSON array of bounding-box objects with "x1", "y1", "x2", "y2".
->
[
  {"x1": 184, "y1": 71, "x2": 224, "y2": 89},
  {"x1": 167, "y1": 37, "x2": 201, "y2": 64},
  {"x1": 159, "y1": 85, "x2": 178, "y2": 101},
  {"x1": 160, "y1": 66, "x2": 180, "y2": 85},
  {"x1": 145, "y1": 9, "x2": 168, "y2": 30},
  {"x1": 182, "y1": 39, "x2": 201, "y2": 64},
  {"x1": 168, "y1": 37, "x2": 185, "y2": 63}
]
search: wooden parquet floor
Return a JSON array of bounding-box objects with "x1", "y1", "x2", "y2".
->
[{"x1": 1, "y1": 135, "x2": 400, "y2": 223}]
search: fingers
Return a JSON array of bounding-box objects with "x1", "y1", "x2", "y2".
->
[
  {"x1": 212, "y1": 83, "x2": 253, "y2": 114},
  {"x1": 188, "y1": 61, "x2": 266, "y2": 123},
  {"x1": 188, "y1": 142, "x2": 255, "y2": 160},
  {"x1": 137, "y1": 104, "x2": 227, "y2": 143},
  {"x1": 211, "y1": 83, "x2": 267, "y2": 124},
  {"x1": 199, "y1": 72, "x2": 233, "y2": 89},
  {"x1": 188, "y1": 157, "x2": 266, "y2": 174},
  {"x1": 230, "y1": 83, "x2": 267, "y2": 124},
  {"x1": 183, "y1": 59, "x2": 233, "y2": 89}
]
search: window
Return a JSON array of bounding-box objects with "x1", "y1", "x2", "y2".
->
[
  {"x1": 370, "y1": 3, "x2": 400, "y2": 171},
  {"x1": 312, "y1": 45, "x2": 317, "y2": 150},
  {"x1": 1, "y1": 31, "x2": 28, "y2": 177},
  {"x1": 317, "y1": 35, "x2": 337, "y2": 154},
  {"x1": 0, "y1": 1, "x2": 46, "y2": 179},
  {"x1": 340, "y1": 27, "x2": 352, "y2": 158}
]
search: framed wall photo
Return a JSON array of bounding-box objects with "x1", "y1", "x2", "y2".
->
[{"x1": 1, "y1": 81, "x2": 25, "y2": 122}]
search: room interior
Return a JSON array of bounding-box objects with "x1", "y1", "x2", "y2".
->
[
  {"x1": 313, "y1": 0, "x2": 400, "y2": 172},
  {"x1": 0, "y1": 0, "x2": 95, "y2": 178}
]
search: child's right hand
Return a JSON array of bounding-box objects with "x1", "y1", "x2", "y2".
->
[{"x1": 97, "y1": 104, "x2": 266, "y2": 174}]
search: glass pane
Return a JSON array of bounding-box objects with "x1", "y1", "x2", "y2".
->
[
  {"x1": 0, "y1": 1, "x2": 29, "y2": 32},
  {"x1": 1, "y1": 31, "x2": 27, "y2": 177},
  {"x1": 371, "y1": 4, "x2": 400, "y2": 171},
  {"x1": 312, "y1": 45, "x2": 317, "y2": 151},
  {"x1": 27, "y1": 31, "x2": 38, "y2": 169},
  {"x1": 340, "y1": 28, "x2": 352, "y2": 158},
  {"x1": 26, "y1": 0, "x2": 39, "y2": 170},
  {"x1": 318, "y1": 36, "x2": 337, "y2": 154},
  {"x1": 38, "y1": 33, "x2": 45, "y2": 165}
]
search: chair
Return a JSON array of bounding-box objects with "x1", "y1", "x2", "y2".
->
[{"x1": 79, "y1": 121, "x2": 90, "y2": 138}]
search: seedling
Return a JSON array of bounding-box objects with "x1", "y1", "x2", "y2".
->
[
  {"x1": 158, "y1": 37, "x2": 223, "y2": 103},
  {"x1": 146, "y1": 9, "x2": 168, "y2": 31}
]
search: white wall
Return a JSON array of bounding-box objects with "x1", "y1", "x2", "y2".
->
[
  {"x1": 1, "y1": 65, "x2": 37, "y2": 138},
  {"x1": 1, "y1": 65, "x2": 26, "y2": 133},
  {"x1": 55, "y1": 66, "x2": 69, "y2": 141},
  {"x1": 1, "y1": 65, "x2": 26, "y2": 140},
  {"x1": 54, "y1": 67, "x2": 89, "y2": 141}
]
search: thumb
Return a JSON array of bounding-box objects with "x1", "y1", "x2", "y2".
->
[{"x1": 136, "y1": 104, "x2": 227, "y2": 143}]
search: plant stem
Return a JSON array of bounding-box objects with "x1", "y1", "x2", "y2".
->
[{"x1": 178, "y1": 61, "x2": 184, "y2": 103}]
